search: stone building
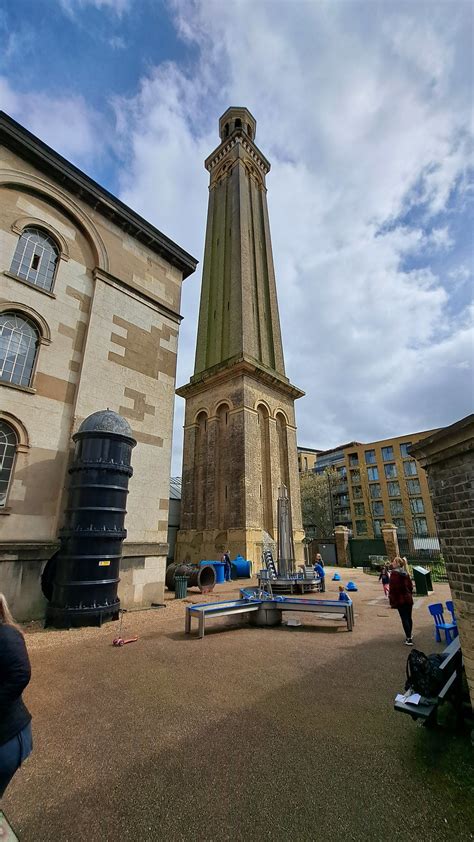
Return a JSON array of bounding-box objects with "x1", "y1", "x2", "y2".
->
[
  {"x1": 176, "y1": 107, "x2": 304, "y2": 567},
  {"x1": 411, "y1": 416, "x2": 474, "y2": 707},
  {"x1": 0, "y1": 112, "x2": 196, "y2": 620}
]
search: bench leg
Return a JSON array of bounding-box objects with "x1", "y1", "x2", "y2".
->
[
  {"x1": 185, "y1": 609, "x2": 191, "y2": 634},
  {"x1": 199, "y1": 612, "x2": 205, "y2": 639}
]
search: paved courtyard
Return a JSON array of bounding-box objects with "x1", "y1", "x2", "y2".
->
[{"x1": 3, "y1": 568, "x2": 473, "y2": 841}]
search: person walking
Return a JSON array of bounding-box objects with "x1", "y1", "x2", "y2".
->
[
  {"x1": 0, "y1": 594, "x2": 33, "y2": 798},
  {"x1": 378, "y1": 564, "x2": 390, "y2": 597},
  {"x1": 389, "y1": 557, "x2": 414, "y2": 645},
  {"x1": 221, "y1": 550, "x2": 232, "y2": 583}
]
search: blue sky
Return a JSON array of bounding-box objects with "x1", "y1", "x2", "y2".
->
[{"x1": 1, "y1": 0, "x2": 472, "y2": 474}]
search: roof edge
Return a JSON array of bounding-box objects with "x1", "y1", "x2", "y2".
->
[{"x1": 0, "y1": 111, "x2": 198, "y2": 279}]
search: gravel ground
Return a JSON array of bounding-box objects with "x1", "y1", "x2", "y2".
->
[{"x1": 2, "y1": 568, "x2": 473, "y2": 842}]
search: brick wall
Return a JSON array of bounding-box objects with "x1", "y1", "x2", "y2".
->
[{"x1": 411, "y1": 416, "x2": 474, "y2": 708}]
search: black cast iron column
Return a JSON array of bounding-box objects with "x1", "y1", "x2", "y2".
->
[{"x1": 46, "y1": 409, "x2": 136, "y2": 628}]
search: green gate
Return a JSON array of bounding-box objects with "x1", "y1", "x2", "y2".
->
[{"x1": 349, "y1": 537, "x2": 386, "y2": 567}]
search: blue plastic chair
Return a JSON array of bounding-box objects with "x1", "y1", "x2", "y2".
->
[
  {"x1": 428, "y1": 602, "x2": 458, "y2": 643},
  {"x1": 446, "y1": 600, "x2": 456, "y2": 622},
  {"x1": 446, "y1": 601, "x2": 459, "y2": 635}
]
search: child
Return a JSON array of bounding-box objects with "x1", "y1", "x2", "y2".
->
[
  {"x1": 338, "y1": 585, "x2": 351, "y2": 603},
  {"x1": 378, "y1": 565, "x2": 390, "y2": 597}
]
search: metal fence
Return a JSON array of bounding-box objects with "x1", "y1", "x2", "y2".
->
[{"x1": 365, "y1": 534, "x2": 448, "y2": 583}]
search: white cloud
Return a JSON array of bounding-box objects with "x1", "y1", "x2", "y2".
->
[
  {"x1": 108, "y1": 35, "x2": 126, "y2": 49},
  {"x1": 59, "y1": 0, "x2": 131, "y2": 16},
  {"x1": 0, "y1": 77, "x2": 106, "y2": 168},
  {"x1": 113, "y1": 1, "x2": 470, "y2": 471},
  {"x1": 5, "y1": 1, "x2": 471, "y2": 473}
]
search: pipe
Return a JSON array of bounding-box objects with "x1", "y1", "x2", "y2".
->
[{"x1": 166, "y1": 563, "x2": 216, "y2": 593}]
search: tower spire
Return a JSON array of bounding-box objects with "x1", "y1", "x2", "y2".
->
[{"x1": 176, "y1": 108, "x2": 304, "y2": 567}]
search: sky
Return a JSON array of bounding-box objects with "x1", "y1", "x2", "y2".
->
[{"x1": 1, "y1": 0, "x2": 472, "y2": 475}]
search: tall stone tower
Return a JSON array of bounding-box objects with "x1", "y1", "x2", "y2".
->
[{"x1": 176, "y1": 107, "x2": 304, "y2": 566}]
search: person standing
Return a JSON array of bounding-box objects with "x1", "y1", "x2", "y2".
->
[
  {"x1": 315, "y1": 553, "x2": 324, "y2": 567},
  {"x1": 221, "y1": 550, "x2": 232, "y2": 583},
  {"x1": 389, "y1": 557, "x2": 414, "y2": 645},
  {"x1": 314, "y1": 560, "x2": 326, "y2": 592},
  {"x1": 0, "y1": 594, "x2": 33, "y2": 798},
  {"x1": 378, "y1": 564, "x2": 390, "y2": 597}
]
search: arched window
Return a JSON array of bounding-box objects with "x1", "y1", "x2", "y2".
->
[
  {"x1": 0, "y1": 421, "x2": 17, "y2": 508},
  {"x1": 0, "y1": 312, "x2": 39, "y2": 387},
  {"x1": 10, "y1": 227, "x2": 59, "y2": 291}
]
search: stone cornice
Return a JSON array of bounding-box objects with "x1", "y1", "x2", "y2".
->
[
  {"x1": 177, "y1": 355, "x2": 304, "y2": 401},
  {"x1": 93, "y1": 268, "x2": 183, "y2": 324},
  {"x1": 205, "y1": 132, "x2": 271, "y2": 176},
  {"x1": 410, "y1": 415, "x2": 474, "y2": 469}
]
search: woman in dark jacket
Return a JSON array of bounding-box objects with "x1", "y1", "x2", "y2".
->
[
  {"x1": 389, "y1": 557, "x2": 414, "y2": 645},
  {"x1": 0, "y1": 593, "x2": 32, "y2": 798}
]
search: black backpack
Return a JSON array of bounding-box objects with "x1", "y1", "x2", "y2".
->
[{"x1": 405, "y1": 649, "x2": 445, "y2": 698}]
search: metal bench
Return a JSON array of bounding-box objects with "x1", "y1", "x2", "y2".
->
[
  {"x1": 186, "y1": 595, "x2": 354, "y2": 638},
  {"x1": 185, "y1": 600, "x2": 262, "y2": 638},
  {"x1": 394, "y1": 637, "x2": 464, "y2": 728}
]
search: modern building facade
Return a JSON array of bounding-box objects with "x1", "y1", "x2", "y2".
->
[
  {"x1": 309, "y1": 430, "x2": 439, "y2": 539},
  {"x1": 297, "y1": 446, "x2": 321, "y2": 473},
  {"x1": 176, "y1": 107, "x2": 304, "y2": 567},
  {"x1": 0, "y1": 112, "x2": 197, "y2": 619}
]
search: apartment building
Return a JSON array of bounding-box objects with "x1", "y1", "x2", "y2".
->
[
  {"x1": 311, "y1": 431, "x2": 439, "y2": 539},
  {"x1": 297, "y1": 446, "x2": 321, "y2": 473}
]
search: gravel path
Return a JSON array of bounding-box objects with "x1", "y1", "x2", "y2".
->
[{"x1": 2, "y1": 568, "x2": 473, "y2": 841}]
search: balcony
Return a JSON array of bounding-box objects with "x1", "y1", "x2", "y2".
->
[{"x1": 331, "y1": 481, "x2": 348, "y2": 494}]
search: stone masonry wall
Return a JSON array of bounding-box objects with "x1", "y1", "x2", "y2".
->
[
  {"x1": 425, "y1": 450, "x2": 474, "y2": 705},
  {"x1": 411, "y1": 417, "x2": 474, "y2": 709}
]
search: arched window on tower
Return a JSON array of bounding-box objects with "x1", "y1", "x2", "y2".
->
[
  {"x1": 224, "y1": 123, "x2": 229, "y2": 138},
  {"x1": 0, "y1": 420, "x2": 17, "y2": 508},
  {"x1": 10, "y1": 227, "x2": 59, "y2": 292},
  {"x1": 235, "y1": 118, "x2": 242, "y2": 130},
  {"x1": 0, "y1": 311, "x2": 40, "y2": 387}
]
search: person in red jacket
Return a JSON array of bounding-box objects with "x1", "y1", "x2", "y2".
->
[
  {"x1": 0, "y1": 594, "x2": 33, "y2": 799},
  {"x1": 389, "y1": 556, "x2": 414, "y2": 645}
]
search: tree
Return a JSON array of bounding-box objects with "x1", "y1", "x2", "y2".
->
[{"x1": 300, "y1": 468, "x2": 337, "y2": 538}]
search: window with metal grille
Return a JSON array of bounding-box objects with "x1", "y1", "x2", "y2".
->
[
  {"x1": 384, "y1": 462, "x2": 397, "y2": 479},
  {"x1": 354, "y1": 502, "x2": 365, "y2": 516},
  {"x1": 381, "y1": 446, "x2": 394, "y2": 461},
  {"x1": 0, "y1": 312, "x2": 39, "y2": 387},
  {"x1": 365, "y1": 449, "x2": 376, "y2": 464},
  {"x1": 0, "y1": 421, "x2": 17, "y2": 507},
  {"x1": 369, "y1": 482, "x2": 381, "y2": 498},
  {"x1": 387, "y1": 481, "x2": 400, "y2": 496},
  {"x1": 355, "y1": 519, "x2": 367, "y2": 534},
  {"x1": 10, "y1": 227, "x2": 59, "y2": 292},
  {"x1": 348, "y1": 453, "x2": 358, "y2": 466}
]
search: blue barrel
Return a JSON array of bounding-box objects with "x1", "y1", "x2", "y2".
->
[
  {"x1": 231, "y1": 555, "x2": 251, "y2": 578},
  {"x1": 200, "y1": 560, "x2": 225, "y2": 584}
]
